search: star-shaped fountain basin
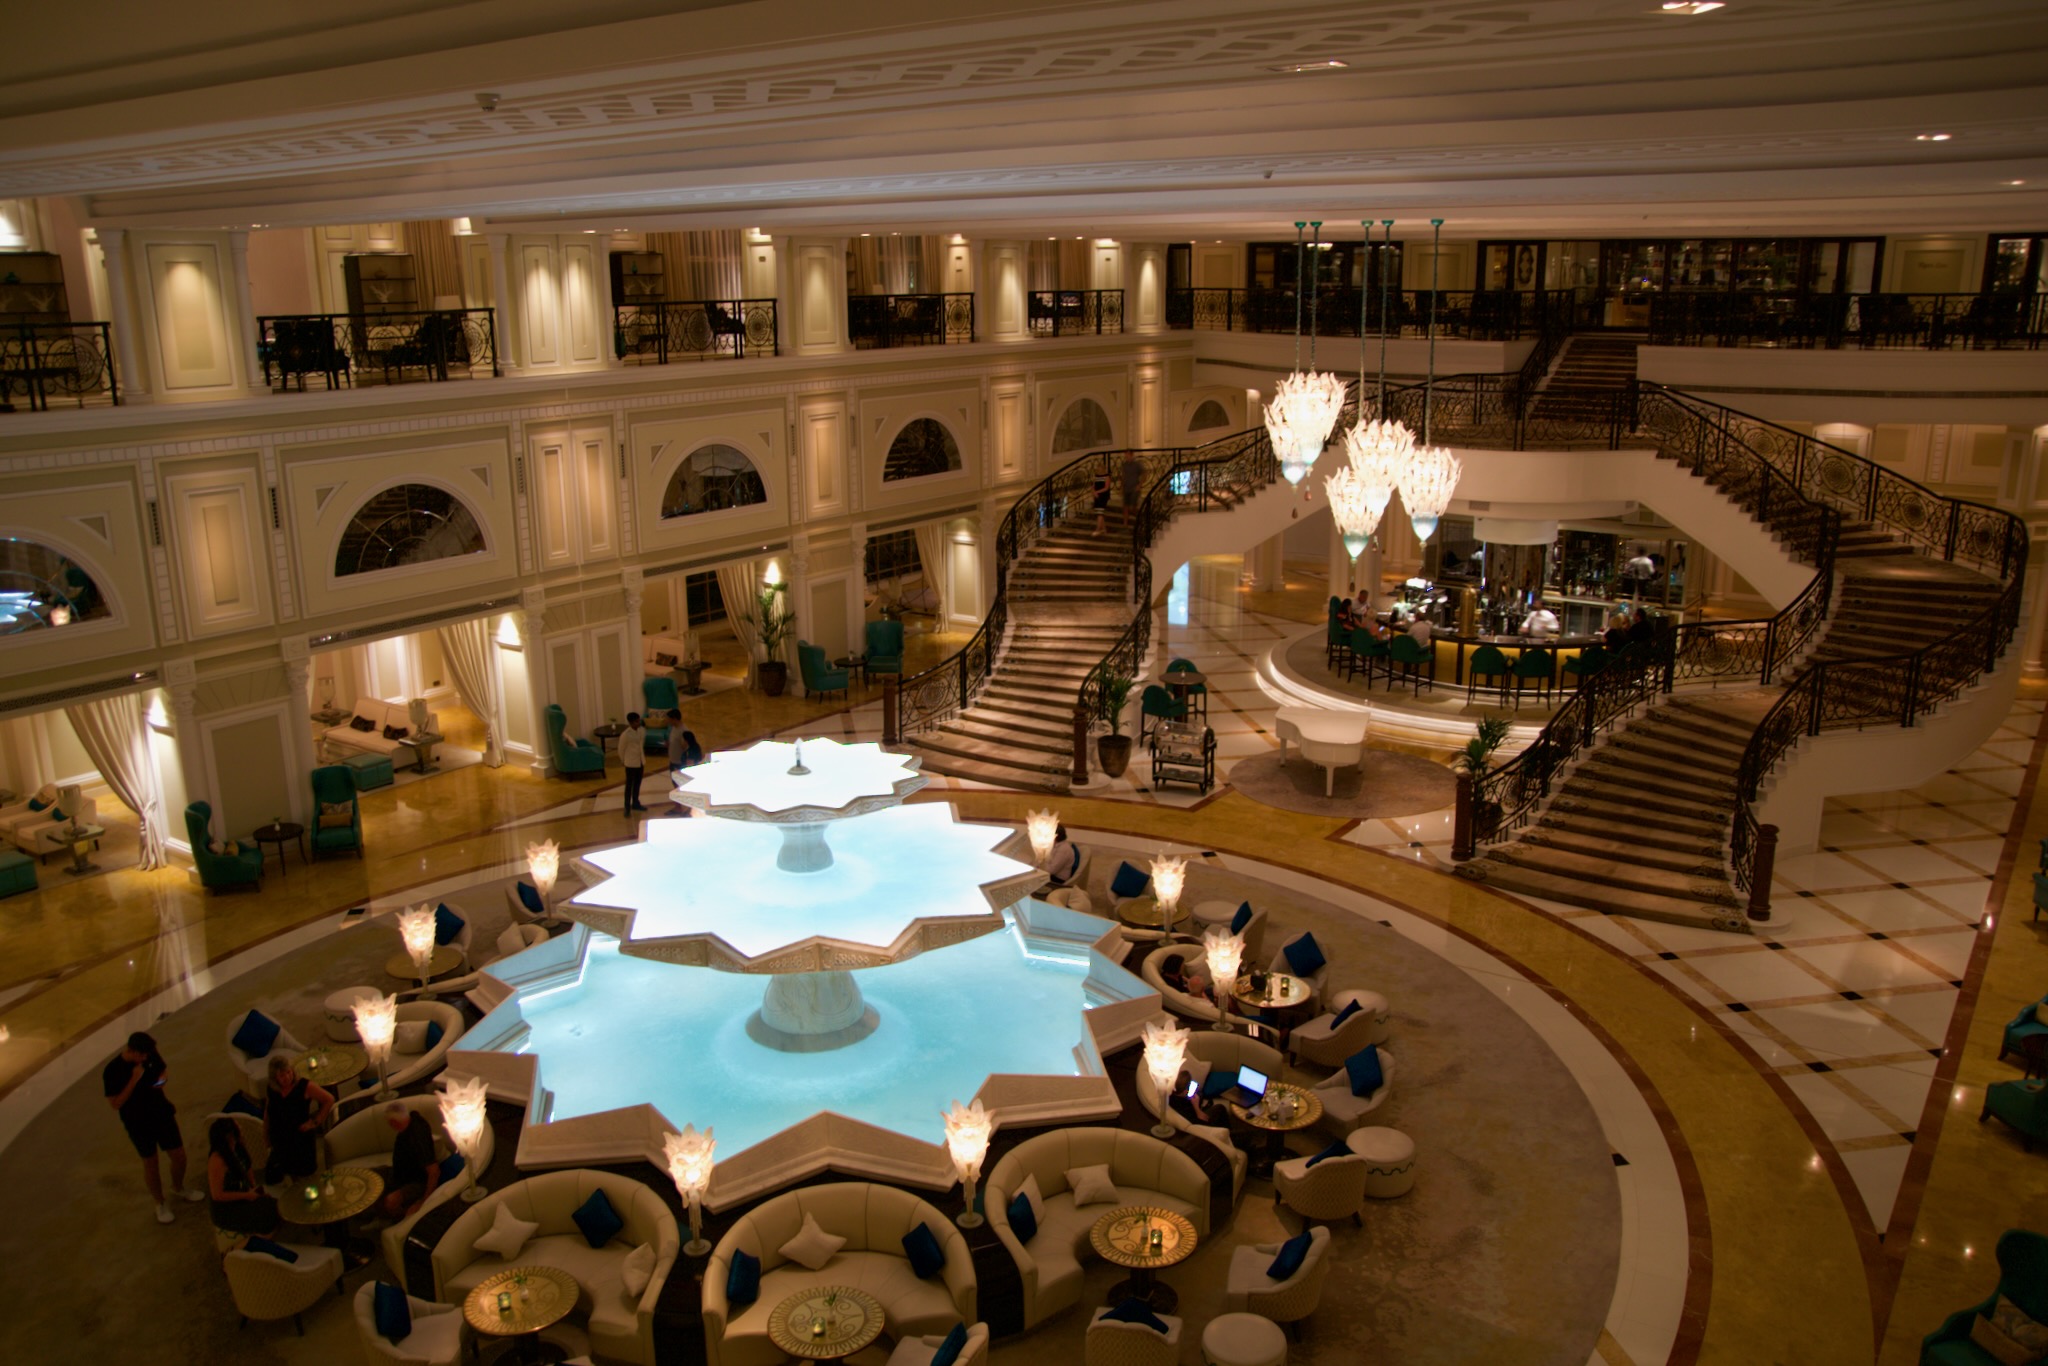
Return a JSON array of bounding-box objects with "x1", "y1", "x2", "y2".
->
[
  {"x1": 561, "y1": 802, "x2": 1044, "y2": 971},
  {"x1": 671, "y1": 736, "x2": 925, "y2": 823}
]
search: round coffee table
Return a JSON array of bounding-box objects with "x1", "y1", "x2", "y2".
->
[
  {"x1": 293, "y1": 1043, "x2": 366, "y2": 1088},
  {"x1": 385, "y1": 944, "x2": 463, "y2": 982},
  {"x1": 250, "y1": 821, "x2": 306, "y2": 876},
  {"x1": 1233, "y1": 971, "x2": 1313, "y2": 1014},
  {"x1": 464, "y1": 1265, "x2": 580, "y2": 1366},
  {"x1": 279, "y1": 1164, "x2": 383, "y2": 1263},
  {"x1": 1089, "y1": 1205, "x2": 1197, "y2": 1314},
  {"x1": 1225, "y1": 1081, "x2": 1324, "y2": 1179},
  {"x1": 1116, "y1": 895, "x2": 1190, "y2": 938},
  {"x1": 766, "y1": 1285, "x2": 884, "y2": 1362}
]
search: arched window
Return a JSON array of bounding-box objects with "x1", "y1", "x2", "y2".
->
[
  {"x1": 1051, "y1": 398, "x2": 1114, "y2": 454},
  {"x1": 334, "y1": 484, "x2": 486, "y2": 578},
  {"x1": 0, "y1": 538, "x2": 106, "y2": 634},
  {"x1": 1188, "y1": 399, "x2": 1231, "y2": 432},
  {"x1": 661, "y1": 444, "x2": 767, "y2": 519},
  {"x1": 883, "y1": 418, "x2": 962, "y2": 482}
]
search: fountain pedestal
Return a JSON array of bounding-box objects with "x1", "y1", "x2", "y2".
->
[{"x1": 748, "y1": 970, "x2": 880, "y2": 1053}]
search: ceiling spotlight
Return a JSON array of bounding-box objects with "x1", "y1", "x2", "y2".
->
[
  {"x1": 860, "y1": 232, "x2": 872, "y2": 237},
  {"x1": 1269, "y1": 58, "x2": 1348, "y2": 73},
  {"x1": 2009, "y1": 179, "x2": 2027, "y2": 187},
  {"x1": 1916, "y1": 132, "x2": 1952, "y2": 142},
  {"x1": 1658, "y1": 1, "x2": 1724, "y2": 11},
  {"x1": 475, "y1": 92, "x2": 501, "y2": 112}
]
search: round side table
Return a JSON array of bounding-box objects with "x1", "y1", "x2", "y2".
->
[
  {"x1": 1346, "y1": 1125, "x2": 1417, "y2": 1197},
  {"x1": 1202, "y1": 1311, "x2": 1288, "y2": 1366}
]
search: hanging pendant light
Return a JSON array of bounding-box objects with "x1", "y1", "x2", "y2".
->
[
  {"x1": 1265, "y1": 220, "x2": 1345, "y2": 487},
  {"x1": 1327, "y1": 218, "x2": 1403, "y2": 569},
  {"x1": 1397, "y1": 217, "x2": 1462, "y2": 543}
]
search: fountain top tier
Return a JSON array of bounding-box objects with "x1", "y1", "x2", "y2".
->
[{"x1": 671, "y1": 737, "x2": 926, "y2": 826}]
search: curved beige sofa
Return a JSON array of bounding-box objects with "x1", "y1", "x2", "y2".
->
[
  {"x1": 327, "y1": 1094, "x2": 496, "y2": 1281},
  {"x1": 1138, "y1": 945, "x2": 1221, "y2": 1026},
  {"x1": 432, "y1": 1169, "x2": 678, "y2": 1366},
  {"x1": 703, "y1": 1182, "x2": 976, "y2": 1366},
  {"x1": 985, "y1": 1128, "x2": 1210, "y2": 1329}
]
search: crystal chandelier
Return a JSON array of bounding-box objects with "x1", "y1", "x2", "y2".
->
[
  {"x1": 1401, "y1": 216, "x2": 1462, "y2": 543},
  {"x1": 1264, "y1": 221, "x2": 1345, "y2": 487}
]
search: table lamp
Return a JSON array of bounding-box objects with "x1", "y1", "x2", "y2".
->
[
  {"x1": 941, "y1": 1098, "x2": 993, "y2": 1227},
  {"x1": 1026, "y1": 809, "x2": 1059, "y2": 866},
  {"x1": 526, "y1": 839, "x2": 559, "y2": 917},
  {"x1": 1141, "y1": 1018, "x2": 1190, "y2": 1138},
  {"x1": 398, "y1": 903, "x2": 438, "y2": 998},
  {"x1": 439, "y1": 1075, "x2": 490, "y2": 1201},
  {"x1": 663, "y1": 1123, "x2": 717, "y2": 1257},
  {"x1": 1203, "y1": 926, "x2": 1245, "y2": 1033},
  {"x1": 1150, "y1": 854, "x2": 1186, "y2": 940},
  {"x1": 353, "y1": 992, "x2": 397, "y2": 1096},
  {"x1": 56, "y1": 783, "x2": 86, "y2": 835}
]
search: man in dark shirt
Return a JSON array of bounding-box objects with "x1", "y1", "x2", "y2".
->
[
  {"x1": 102, "y1": 1030, "x2": 205, "y2": 1224},
  {"x1": 379, "y1": 1102, "x2": 443, "y2": 1219}
]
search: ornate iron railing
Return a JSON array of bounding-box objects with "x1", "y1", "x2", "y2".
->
[
  {"x1": 1029, "y1": 290, "x2": 1124, "y2": 337},
  {"x1": 0, "y1": 322, "x2": 118, "y2": 412},
  {"x1": 849, "y1": 293, "x2": 974, "y2": 348},
  {"x1": 258, "y1": 309, "x2": 499, "y2": 390},
  {"x1": 1647, "y1": 290, "x2": 2048, "y2": 351},
  {"x1": 1165, "y1": 287, "x2": 1571, "y2": 342},
  {"x1": 614, "y1": 299, "x2": 777, "y2": 362}
]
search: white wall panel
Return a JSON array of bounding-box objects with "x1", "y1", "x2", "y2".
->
[{"x1": 144, "y1": 241, "x2": 236, "y2": 391}]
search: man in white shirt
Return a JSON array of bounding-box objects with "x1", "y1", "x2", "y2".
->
[
  {"x1": 1406, "y1": 613, "x2": 1433, "y2": 646},
  {"x1": 1521, "y1": 600, "x2": 1560, "y2": 637},
  {"x1": 1623, "y1": 551, "x2": 1658, "y2": 599},
  {"x1": 619, "y1": 712, "x2": 647, "y2": 815}
]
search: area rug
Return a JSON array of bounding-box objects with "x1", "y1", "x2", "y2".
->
[{"x1": 1228, "y1": 746, "x2": 1458, "y2": 819}]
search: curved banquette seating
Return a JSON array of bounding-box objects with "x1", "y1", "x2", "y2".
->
[{"x1": 326, "y1": 1094, "x2": 495, "y2": 1279}]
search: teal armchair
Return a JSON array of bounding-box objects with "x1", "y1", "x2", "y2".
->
[
  {"x1": 1981, "y1": 1078, "x2": 2048, "y2": 1152},
  {"x1": 185, "y1": 801, "x2": 263, "y2": 892},
  {"x1": 545, "y1": 704, "x2": 606, "y2": 777},
  {"x1": 798, "y1": 641, "x2": 849, "y2": 699},
  {"x1": 2001, "y1": 995, "x2": 2048, "y2": 1064},
  {"x1": 865, "y1": 619, "x2": 905, "y2": 676},
  {"x1": 1921, "y1": 1230, "x2": 2048, "y2": 1364},
  {"x1": 1139, "y1": 683, "x2": 1187, "y2": 737},
  {"x1": 308, "y1": 766, "x2": 362, "y2": 860},
  {"x1": 640, "y1": 677, "x2": 679, "y2": 754}
]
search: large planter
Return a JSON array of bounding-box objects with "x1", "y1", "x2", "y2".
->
[
  {"x1": 759, "y1": 661, "x2": 789, "y2": 698},
  {"x1": 1096, "y1": 733, "x2": 1134, "y2": 779}
]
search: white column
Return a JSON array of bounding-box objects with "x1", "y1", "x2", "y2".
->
[
  {"x1": 596, "y1": 235, "x2": 621, "y2": 370},
  {"x1": 2009, "y1": 429, "x2": 2048, "y2": 677},
  {"x1": 279, "y1": 639, "x2": 319, "y2": 821},
  {"x1": 487, "y1": 233, "x2": 518, "y2": 371},
  {"x1": 848, "y1": 521, "x2": 870, "y2": 650},
  {"x1": 164, "y1": 658, "x2": 207, "y2": 810},
  {"x1": 621, "y1": 567, "x2": 646, "y2": 716},
  {"x1": 785, "y1": 537, "x2": 811, "y2": 697},
  {"x1": 1248, "y1": 531, "x2": 1286, "y2": 593},
  {"x1": 96, "y1": 228, "x2": 149, "y2": 401},
  {"x1": 226, "y1": 230, "x2": 266, "y2": 393}
]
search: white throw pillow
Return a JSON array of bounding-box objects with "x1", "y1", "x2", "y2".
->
[
  {"x1": 779, "y1": 1213, "x2": 846, "y2": 1271},
  {"x1": 1017, "y1": 1172, "x2": 1045, "y2": 1223},
  {"x1": 394, "y1": 1020, "x2": 430, "y2": 1053},
  {"x1": 1066, "y1": 1164, "x2": 1120, "y2": 1207},
  {"x1": 473, "y1": 1203, "x2": 539, "y2": 1259},
  {"x1": 622, "y1": 1241, "x2": 656, "y2": 1299}
]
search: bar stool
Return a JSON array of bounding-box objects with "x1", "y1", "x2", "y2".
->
[
  {"x1": 1511, "y1": 647, "x2": 1556, "y2": 708},
  {"x1": 1466, "y1": 644, "x2": 1510, "y2": 706}
]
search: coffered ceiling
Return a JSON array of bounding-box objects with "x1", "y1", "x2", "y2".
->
[{"x1": 5, "y1": 0, "x2": 2044, "y2": 238}]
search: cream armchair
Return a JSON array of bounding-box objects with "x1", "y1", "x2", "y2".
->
[
  {"x1": 1273, "y1": 1150, "x2": 1368, "y2": 1225},
  {"x1": 1084, "y1": 1307, "x2": 1182, "y2": 1366},
  {"x1": 0, "y1": 785, "x2": 54, "y2": 838},
  {"x1": 1268, "y1": 933, "x2": 1332, "y2": 1011},
  {"x1": 387, "y1": 1002, "x2": 465, "y2": 1091},
  {"x1": 984, "y1": 1128, "x2": 1210, "y2": 1330},
  {"x1": 225, "y1": 1009, "x2": 307, "y2": 1098},
  {"x1": 326, "y1": 1094, "x2": 495, "y2": 1280},
  {"x1": 352, "y1": 1281, "x2": 467, "y2": 1365},
  {"x1": 1225, "y1": 1225, "x2": 1332, "y2": 1329},
  {"x1": 1289, "y1": 994, "x2": 1389, "y2": 1070},
  {"x1": 1313, "y1": 1047, "x2": 1396, "y2": 1136},
  {"x1": 886, "y1": 1324, "x2": 990, "y2": 1366},
  {"x1": 223, "y1": 1239, "x2": 344, "y2": 1335}
]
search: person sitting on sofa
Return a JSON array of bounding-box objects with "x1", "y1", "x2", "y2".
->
[
  {"x1": 206, "y1": 1117, "x2": 279, "y2": 1237},
  {"x1": 378, "y1": 1102, "x2": 442, "y2": 1220},
  {"x1": 1167, "y1": 1069, "x2": 1216, "y2": 1126},
  {"x1": 1045, "y1": 824, "x2": 1080, "y2": 887}
]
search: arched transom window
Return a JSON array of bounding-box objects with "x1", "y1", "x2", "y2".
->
[
  {"x1": 883, "y1": 418, "x2": 962, "y2": 482},
  {"x1": 334, "y1": 484, "x2": 486, "y2": 578},
  {"x1": 1188, "y1": 399, "x2": 1231, "y2": 432},
  {"x1": 1051, "y1": 397, "x2": 1115, "y2": 454},
  {"x1": 0, "y1": 538, "x2": 107, "y2": 634},
  {"x1": 661, "y1": 444, "x2": 767, "y2": 519}
]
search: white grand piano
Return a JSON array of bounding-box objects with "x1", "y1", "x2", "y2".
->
[{"x1": 1275, "y1": 706, "x2": 1371, "y2": 797}]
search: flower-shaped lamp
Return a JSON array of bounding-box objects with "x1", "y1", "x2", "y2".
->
[
  {"x1": 1203, "y1": 927, "x2": 1246, "y2": 1033},
  {"x1": 527, "y1": 839, "x2": 559, "y2": 906},
  {"x1": 1026, "y1": 809, "x2": 1059, "y2": 866},
  {"x1": 353, "y1": 993, "x2": 397, "y2": 1095},
  {"x1": 664, "y1": 1124, "x2": 717, "y2": 1256},
  {"x1": 439, "y1": 1075, "x2": 490, "y2": 1201},
  {"x1": 1150, "y1": 854, "x2": 1186, "y2": 938},
  {"x1": 398, "y1": 904, "x2": 438, "y2": 996},
  {"x1": 942, "y1": 1098, "x2": 994, "y2": 1227},
  {"x1": 1141, "y1": 1018, "x2": 1190, "y2": 1138}
]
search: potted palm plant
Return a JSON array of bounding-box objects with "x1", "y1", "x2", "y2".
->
[
  {"x1": 1094, "y1": 670, "x2": 1135, "y2": 778},
  {"x1": 1456, "y1": 716, "x2": 1510, "y2": 839},
  {"x1": 743, "y1": 582, "x2": 795, "y2": 697}
]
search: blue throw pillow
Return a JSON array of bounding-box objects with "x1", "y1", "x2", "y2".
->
[
  {"x1": 516, "y1": 881, "x2": 545, "y2": 916},
  {"x1": 433, "y1": 903, "x2": 465, "y2": 947},
  {"x1": 1267, "y1": 1228, "x2": 1312, "y2": 1281},
  {"x1": 372, "y1": 1279, "x2": 410, "y2": 1342},
  {"x1": 1331, "y1": 997, "x2": 1363, "y2": 1028},
  {"x1": 1101, "y1": 1296, "x2": 1169, "y2": 1333},
  {"x1": 424, "y1": 1020, "x2": 445, "y2": 1050},
  {"x1": 1283, "y1": 932, "x2": 1326, "y2": 979},
  {"x1": 1006, "y1": 1190, "x2": 1038, "y2": 1243},
  {"x1": 929, "y1": 1322, "x2": 969, "y2": 1366},
  {"x1": 230, "y1": 1009, "x2": 281, "y2": 1060},
  {"x1": 1230, "y1": 900, "x2": 1253, "y2": 934},
  {"x1": 1200, "y1": 1067, "x2": 1238, "y2": 1101},
  {"x1": 1109, "y1": 861, "x2": 1150, "y2": 899},
  {"x1": 1305, "y1": 1138, "x2": 1350, "y2": 1168},
  {"x1": 901, "y1": 1222, "x2": 946, "y2": 1280},
  {"x1": 222, "y1": 1089, "x2": 263, "y2": 1119},
  {"x1": 246, "y1": 1235, "x2": 299, "y2": 1264},
  {"x1": 572, "y1": 1187, "x2": 625, "y2": 1248},
  {"x1": 437, "y1": 1152, "x2": 465, "y2": 1184},
  {"x1": 25, "y1": 797, "x2": 47, "y2": 812},
  {"x1": 726, "y1": 1248, "x2": 760, "y2": 1307},
  {"x1": 1345, "y1": 1044, "x2": 1384, "y2": 1098}
]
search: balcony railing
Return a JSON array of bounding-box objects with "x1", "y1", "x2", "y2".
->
[
  {"x1": 1644, "y1": 290, "x2": 2048, "y2": 350},
  {"x1": 1030, "y1": 289, "x2": 1123, "y2": 337},
  {"x1": 614, "y1": 299, "x2": 777, "y2": 363},
  {"x1": 849, "y1": 293, "x2": 974, "y2": 349},
  {"x1": 1166, "y1": 287, "x2": 1564, "y2": 341},
  {"x1": 0, "y1": 322, "x2": 119, "y2": 412},
  {"x1": 258, "y1": 309, "x2": 500, "y2": 391}
]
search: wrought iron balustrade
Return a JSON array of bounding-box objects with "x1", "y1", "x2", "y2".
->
[
  {"x1": 1165, "y1": 287, "x2": 1567, "y2": 342},
  {"x1": 257, "y1": 309, "x2": 499, "y2": 391},
  {"x1": 614, "y1": 299, "x2": 777, "y2": 363},
  {"x1": 1646, "y1": 290, "x2": 2047, "y2": 350},
  {"x1": 0, "y1": 322, "x2": 118, "y2": 412},
  {"x1": 849, "y1": 293, "x2": 974, "y2": 349},
  {"x1": 1028, "y1": 290, "x2": 1124, "y2": 337}
]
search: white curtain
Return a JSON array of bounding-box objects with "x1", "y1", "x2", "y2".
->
[
  {"x1": 435, "y1": 618, "x2": 504, "y2": 767},
  {"x1": 914, "y1": 523, "x2": 949, "y2": 624},
  {"x1": 63, "y1": 693, "x2": 166, "y2": 870},
  {"x1": 718, "y1": 560, "x2": 762, "y2": 665}
]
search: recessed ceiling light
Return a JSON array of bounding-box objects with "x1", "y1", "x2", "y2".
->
[
  {"x1": 1658, "y1": 1, "x2": 1724, "y2": 11},
  {"x1": 1916, "y1": 132, "x2": 1952, "y2": 142},
  {"x1": 1269, "y1": 59, "x2": 1348, "y2": 73},
  {"x1": 2007, "y1": 179, "x2": 2026, "y2": 186},
  {"x1": 860, "y1": 232, "x2": 871, "y2": 237}
]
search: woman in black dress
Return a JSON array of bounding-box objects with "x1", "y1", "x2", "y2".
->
[
  {"x1": 262, "y1": 1055, "x2": 336, "y2": 1184},
  {"x1": 207, "y1": 1117, "x2": 280, "y2": 1236},
  {"x1": 1091, "y1": 470, "x2": 1112, "y2": 534}
]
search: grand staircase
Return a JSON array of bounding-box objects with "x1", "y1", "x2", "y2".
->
[{"x1": 1529, "y1": 333, "x2": 1643, "y2": 422}]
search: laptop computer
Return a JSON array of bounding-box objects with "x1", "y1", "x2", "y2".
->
[{"x1": 1223, "y1": 1064, "x2": 1270, "y2": 1110}]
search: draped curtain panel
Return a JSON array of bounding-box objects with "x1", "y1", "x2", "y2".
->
[
  {"x1": 1027, "y1": 241, "x2": 1061, "y2": 292},
  {"x1": 848, "y1": 237, "x2": 945, "y2": 295},
  {"x1": 919, "y1": 237, "x2": 947, "y2": 293},
  {"x1": 435, "y1": 618, "x2": 505, "y2": 767},
  {"x1": 63, "y1": 693, "x2": 166, "y2": 870},
  {"x1": 914, "y1": 522, "x2": 949, "y2": 625},
  {"x1": 717, "y1": 559, "x2": 763, "y2": 676},
  {"x1": 847, "y1": 238, "x2": 881, "y2": 296},
  {"x1": 401, "y1": 220, "x2": 467, "y2": 308},
  {"x1": 648, "y1": 231, "x2": 744, "y2": 300}
]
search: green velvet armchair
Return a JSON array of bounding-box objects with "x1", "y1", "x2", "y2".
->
[
  {"x1": 185, "y1": 801, "x2": 263, "y2": 892},
  {"x1": 546, "y1": 704, "x2": 606, "y2": 777},
  {"x1": 798, "y1": 641, "x2": 849, "y2": 699},
  {"x1": 1981, "y1": 1077, "x2": 2048, "y2": 1152},
  {"x1": 640, "y1": 677, "x2": 679, "y2": 753},
  {"x1": 1921, "y1": 1229, "x2": 2048, "y2": 1364},
  {"x1": 864, "y1": 619, "x2": 905, "y2": 676},
  {"x1": 2000, "y1": 995, "x2": 2048, "y2": 1064},
  {"x1": 308, "y1": 765, "x2": 362, "y2": 859}
]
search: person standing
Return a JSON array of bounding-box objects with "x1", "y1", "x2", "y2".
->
[
  {"x1": 262, "y1": 1055, "x2": 335, "y2": 1185},
  {"x1": 103, "y1": 1031, "x2": 206, "y2": 1224},
  {"x1": 619, "y1": 711, "x2": 647, "y2": 815},
  {"x1": 1121, "y1": 450, "x2": 1145, "y2": 528}
]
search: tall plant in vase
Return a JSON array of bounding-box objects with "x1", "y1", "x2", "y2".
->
[
  {"x1": 743, "y1": 581, "x2": 795, "y2": 697},
  {"x1": 1094, "y1": 670, "x2": 1135, "y2": 779}
]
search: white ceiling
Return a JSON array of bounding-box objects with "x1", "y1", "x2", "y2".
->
[{"x1": 4, "y1": 0, "x2": 2045, "y2": 239}]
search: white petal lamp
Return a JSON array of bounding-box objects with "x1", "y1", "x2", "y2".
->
[
  {"x1": 664, "y1": 1124, "x2": 717, "y2": 1256},
  {"x1": 526, "y1": 839, "x2": 559, "y2": 913},
  {"x1": 1203, "y1": 926, "x2": 1245, "y2": 1033},
  {"x1": 1026, "y1": 809, "x2": 1059, "y2": 866},
  {"x1": 1150, "y1": 853, "x2": 1186, "y2": 940},
  {"x1": 353, "y1": 992, "x2": 397, "y2": 1096},
  {"x1": 1264, "y1": 220, "x2": 1346, "y2": 488},
  {"x1": 398, "y1": 903, "x2": 438, "y2": 998},
  {"x1": 438, "y1": 1075, "x2": 491, "y2": 1201},
  {"x1": 1396, "y1": 444, "x2": 1464, "y2": 544},
  {"x1": 1141, "y1": 1018, "x2": 1190, "y2": 1138},
  {"x1": 942, "y1": 1098, "x2": 994, "y2": 1227}
]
